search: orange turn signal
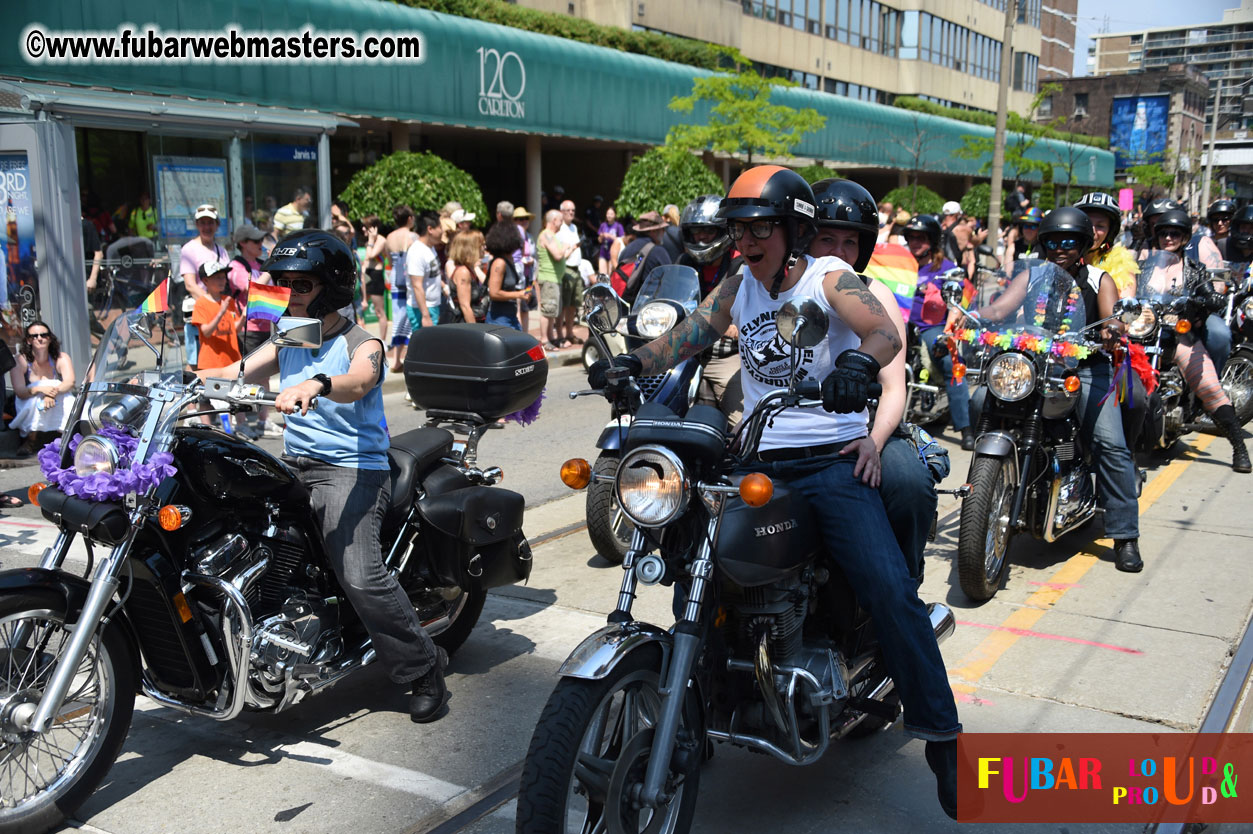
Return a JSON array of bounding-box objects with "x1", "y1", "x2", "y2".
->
[
  {"x1": 739, "y1": 473, "x2": 774, "y2": 507},
  {"x1": 27, "y1": 482, "x2": 46, "y2": 506},
  {"x1": 1175, "y1": 319, "x2": 1192, "y2": 334},
  {"x1": 560, "y1": 458, "x2": 592, "y2": 489},
  {"x1": 952, "y1": 362, "x2": 967, "y2": 383},
  {"x1": 1064, "y1": 375, "x2": 1081, "y2": 393},
  {"x1": 172, "y1": 592, "x2": 194, "y2": 623},
  {"x1": 157, "y1": 505, "x2": 190, "y2": 532}
]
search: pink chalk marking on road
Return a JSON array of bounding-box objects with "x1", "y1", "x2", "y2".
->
[
  {"x1": 1028, "y1": 581, "x2": 1080, "y2": 590},
  {"x1": 955, "y1": 620, "x2": 1143, "y2": 655},
  {"x1": 953, "y1": 690, "x2": 996, "y2": 706}
]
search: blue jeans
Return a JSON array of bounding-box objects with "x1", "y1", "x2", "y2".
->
[
  {"x1": 919, "y1": 326, "x2": 971, "y2": 431},
  {"x1": 1204, "y1": 314, "x2": 1232, "y2": 374},
  {"x1": 487, "y1": 307, "x2": 521, "y2": 329},
  {"x1": 183, "y1": 323, "x2": 200, "y2": 367},
  {"x1": 879, "y1": 434, "x2": 938, "y2": 583},
  {"x1": 748, "y1": 453, "x2": 961, "y2": 741},
  {"x1": 1076, "y1": 363, "x2": 1140, "y2": 541}
]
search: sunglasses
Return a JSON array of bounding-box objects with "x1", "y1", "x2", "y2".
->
[
  {"x1": 1042, "y1": 237, "x2": 1082, "y2": 251},
  {"x1": 727, "y1": 219, "x2": 778, "y2": 242},
  {"x1": 1156, "y1": 228, "x2": 1187, "y2": 239},
  {"x1": 26, "y1": 332, "x2": 50, "y2": 340},
  {"x1": 274, "y1": 277, "x2": 319, "y2": 294}
]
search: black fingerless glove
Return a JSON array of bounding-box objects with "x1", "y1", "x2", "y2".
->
[
  {"x1": 588, "y1": 353, "x2": 643, "y2": 392},
  {"x1": 821, "y1": 349, "x2": 881, "y2": 414}
]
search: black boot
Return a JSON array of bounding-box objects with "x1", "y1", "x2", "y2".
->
[
  {"x1": 1212, "y1": 405, "x2": 1251, "y2": 474},
  {"x1": 1114, "y1": 539, "x2": 1143, "y2": 573},
  {"x1": 925, "y1": 739, "x2": 958, "y2": 820},
  {"x1": 960, "y1": 427, "x2": 976, "y2": 452},
  {"x1": 409, "y1": 647, "x2": 449, "y2": 723}
]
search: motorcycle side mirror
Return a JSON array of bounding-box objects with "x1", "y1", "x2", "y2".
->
[
  {"x1": 126, "y1": 310, "x2": 154, "y2": 339},
  {"x1": 272, "y1": 317, "x2": 324, "y2": 349},
  {"x1": 1115, "y1": 297, "x2": 1143, "y2": 324},
  {"x1": 582, "y1": 285, "x2": 621, "y2": 332},
  {"x1": 594, "y1": 273, "x2": 611, "y2": 285},
  {"x1": 976, "y1": 244, "x2": 995, "y2": 257},
  {"x1": 941, "y1": 280, "x2": 966, "y2": 306},
  {"x1": 776, "y1": 297, "x2": 828, "y2": 349}
]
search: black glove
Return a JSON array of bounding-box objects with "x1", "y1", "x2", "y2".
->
[
  {"x1": 821, "y1": 349, "x2": 881, "y2": 414},
  {"x1": 588, "y1": 353, "x2": 643, "y2": 392}
]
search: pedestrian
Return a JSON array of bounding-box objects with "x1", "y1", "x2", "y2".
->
[
  {"x1": 331, "y1": 200, "x2": 355, "y2": 239},
  {"x1": 191, "y1": 259, "x2": 242, "y2": 426},
  {"x1": 130, "y1": 192, "x2": 157, "y2": 241},
  {"x1": 178, "y1": 204, "x2": 229, "y2": 372},
  {"x1": 876, "y1": 200, "x2": 895, "y2": 243},
  {"x1": 448, "y1": 229, "x2": 487, "y2": 323},
  {"x1": 597, "y1": 207, "x2": 624, "y2": 274},
  {"x1": 512, "y1": 206, "x2": 537, "y2": 334},
  {"x1": 226, "y1": 224, "x2": 281, "y2": 439},
  {"x1": 359, "y1": 214, "x2": 389, "y2": 343},
  {"x1": 252, "y1": 210, "x2": 277, "y2": 257},
  {"x1": 9, "y1": 320, "x2": 74, "y2": 459},
  {"x1": 273, "y1": 187, "x2": 312, "y2": 236},
  {"x1": 557, "y1": 200, "x2": 584, "y2": 346},
  {"x1": 451, "y1": 208, "x2": 476, "y2": 235},
  {"x1": 485, "y1": 222, "x2": 528, "y2": 330},
  {"x1": 536, "y1": 209, "x2": 569, "y2": 349},
  {"x1": 616, "y1": 211, "x2": 673, "y2": 304},
  {"x1": 661, "y1": 203, "x2": 683, "y2": 260},
  {"x1": 82, "y1": 204, "x2": 106, "y2": 338},
  {"x1": 495, "y1": 200, "x2": 515, "y2": 225},
  {"x1": 405, "y1": 211, "x2": 444, "y2": 333},
  {"x1": 386, "y1": 205, "x2": 417, "y2": 372}
]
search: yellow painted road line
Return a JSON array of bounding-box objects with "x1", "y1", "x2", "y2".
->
[{"x1": 949, "y1": 434, "x2": 1218, "y2": 686}]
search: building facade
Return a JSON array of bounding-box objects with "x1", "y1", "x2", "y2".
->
[{"x1": 1038, "y1": 0, "x2": 1077, "y2": 80}]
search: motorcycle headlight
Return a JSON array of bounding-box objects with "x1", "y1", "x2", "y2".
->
[
  {"x1": 1242, "y1": 297, "x2": 1253, "y2": 321},
  {"x1": 615, "y1": 445, "x2": 688, "y2": 528},
  {"x1": 986, "y1": 352, "x2": 1037, "y2": 402},
  {"x1": 1161, "y1": 313, "x2": 1179, "y2": 328},
  {"x1": 74, "y1": 436, "x2": 119, "y2": 478},
  {"x1": 1126, "y1": 304, "x2": 1157, "y2": 339},
  {"x1": 635, "y1": 303, "x2": 678, "y2": 339}
]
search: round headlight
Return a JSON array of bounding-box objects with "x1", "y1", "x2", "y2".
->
[
  {"x1": 1126, "y1": 304, "x2": 1157, "y2": 339},
  {"x1": 615, "y1": 445, "x2": 688, "y2": 528},
  {"x1": 986, "y1": 352, "x2": 1037, "y2": 402},
  {"x1": 74, "y1": 436, "x2": 119, "y2": 478},
  {"x1": 635, "y1": 302, "x2": 679, "y2": 339}
]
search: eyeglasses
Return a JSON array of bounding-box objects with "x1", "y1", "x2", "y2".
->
[
  {"x1": 1156, "y1": 228, "x2": 1187, "y2": 239},
  {"x1": 727, "y1": 219, "x2": 778, "y2": 242},
  {"x1": 274, "y1": 277, "x2": 318, "y2": 294},
  {"x1": 1042, "y1": 237, "x2": 1082, "y2": 251},
  {"x1": 26, "y1": 332, "x2": 50, "y2": 340}
]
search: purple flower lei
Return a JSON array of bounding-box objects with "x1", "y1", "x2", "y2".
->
[
  {"x1": 38, "y1": 424, "x2": 177, "y2": 503},
  {"x1": 505, "y1": 386, "x2": 545, "y2": 426}
]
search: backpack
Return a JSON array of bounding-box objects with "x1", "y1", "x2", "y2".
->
[{"x1": 611, "y1": 241, "x2": 654, "y2": 301}]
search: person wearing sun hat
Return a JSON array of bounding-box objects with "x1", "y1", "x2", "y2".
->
[
  {"x1": 512, "y1": 206, "x2": 538, "y2": 332},
  {"x1": 178, "y1": 204, "x2": 229, "y2": 370}
]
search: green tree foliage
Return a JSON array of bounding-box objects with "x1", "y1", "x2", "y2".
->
[
  {"x1": 616, "y1": 148, "x2": 723, "y2": 219},
  {"x1": 1126, "y1": 161, "x2": 1175, "y2": 198},
  {"x1": 955, "y1": 87, "x2": 1060, "y2": 185},
  {"x1": 666, "y1": 53, "x2": 826, "y2": 165},
  {"x1": 795, "y1": 163, "x2": 840, "y2": 184},
  {"x1": 1036, "y1": 167, "x2": 1056, "y2": 212},
  {"x1": 960, "y1": 183, "x2": 991, "y2": 223},
  {"x1": 338, "y1": 151, "x2": 487, "y2": 226},
  {"x1": 895, "y1": 95, "x2": 1107, "y2": 149},
  {"x1": 882, "y1": 185, "x2": 944, "y2": 217},
  {"x1": 398, "y1": 0, "x2": 728, "y2": 70}
]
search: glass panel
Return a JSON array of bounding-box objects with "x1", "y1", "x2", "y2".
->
[
  {"x1": 825, "y1": 0, "x2": 836, "y2": 25},
  {"x1": 848, "y1": 0, "x2": 860, "y2": 40},
  {"x1": 900, "y1": 9, "x2": 918, "y2": 59}
]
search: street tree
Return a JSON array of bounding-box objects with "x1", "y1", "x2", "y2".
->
[
  {"x1": 616, "y1": 147, "x2": 724, "y2": 219},
  {"x1": 339, "y1": 151, "x2": 487, "y2": 223},
  {"x1": 956, "y1": 86, "x2": 1056, "y2": 189},
  {"x1": 888, "y1": 111, "x2": 947, "y2": 214}
]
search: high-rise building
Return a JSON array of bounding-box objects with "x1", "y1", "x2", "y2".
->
[
  {"x1": 516, "y1": 0, "x2": 1056, "y2": 115},
  {"x1": 1038, "y1": 0, "x2": 1077, "y2": 80}
]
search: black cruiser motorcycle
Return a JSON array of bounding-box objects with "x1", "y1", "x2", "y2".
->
[
  {"x1": 0, "y1": 312, "x2": 542, "y2": 834},
  {"x1": 515, "y1": 291, "x2": 955, "y2": 834}
]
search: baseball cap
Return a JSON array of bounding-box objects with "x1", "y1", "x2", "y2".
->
[
  {"x1": 451, "y1": 209, "x2": 476, "y2": 225},
  {"x1": 941, "y1": 201, "x2": 962, "y2": 216},
  {"x1": 198, "y1": 259, "x2": 231, "y2": 279},
  {"x1": 232, "y1": 224, "x2": 266, "y2": 246},
  {"x1": 194, "y1": 204, "x2": 219, "y2": 221}
]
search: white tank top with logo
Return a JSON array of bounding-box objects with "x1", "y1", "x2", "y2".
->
[{"x1": 731, "y1": 254, "x2": 867, "y2": 451}]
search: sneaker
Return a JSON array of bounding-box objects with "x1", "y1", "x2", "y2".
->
[
  {"x1": 237, "y1": 422, "x2": 262, "y2": 441},
  {"x1": 262, "y1": 421, "x2": 285, "y2": 438},
  {"x1": 409, "y1": 647, "x2": 450, "y2": 723}
]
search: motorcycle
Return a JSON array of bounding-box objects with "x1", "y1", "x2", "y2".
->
[
  {"x1": 0, "y1": 311, "x2": 541, "y2": 834},
  {"x1": 1219, "y1": 261, "x2": 1253, "y2": 426},
  {"x1": 951, "y1": 259, "x2": 1140, "y2": 601},
  {"x1": 515, "y1": 294, "x2": 955, "y2": 834},
  {"x1": 584, "y1": 265, "x2": 704, "y2": 565}
]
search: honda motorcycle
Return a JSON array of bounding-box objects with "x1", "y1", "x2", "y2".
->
[
  {"x1": 515, "y1": 295, "x2": 955, "y2": 834},
  {"x1": 0, "y1": 311, "x2": 540, "y2": 834},
  {"x1": 952, "y1": 259, "x2": 1139, "y2": 601},
  {"x1": 585, "y1": 266, "x2": 703, "y2": 565},
  {"x1": 1219, "y1": 261, "x2": 1253, "y2": 426}
]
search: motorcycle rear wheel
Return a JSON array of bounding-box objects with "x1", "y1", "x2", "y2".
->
[
  {"x1": 958, "y1": 456, "x2": 1013, "y2": 602},
  {"x1": 516, "y1": 648, "x2": 700, "y2": 834},
  {"x1": 0, "y1": 592, "x2": 135, "y2": 834},
  {"x1": 426, "y1": 584, "x2": 486, "y2": 657},
  {"x1": 1222, "y1": 354, "x2": 1253, "y2": 427},
  {"x1": 586, "y1": 454, "x2": 633, "y2": 566}
]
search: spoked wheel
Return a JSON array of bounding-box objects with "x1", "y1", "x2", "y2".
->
[
  {"x1": 516, "y1": 649, "x2": 700, "y2": 834},
  {"x1": 1222, "y1": 355, "x2": 1253, "y2": 427},
  {"x1": 586, "y1": 454, "x2": 634, "y2": 566},
  {"x1": 957, "y1": 456, "x2": 1014, "y2": 601},
  {"x1": 0, "y1": 593, "x2": 135, "y2": 834}
]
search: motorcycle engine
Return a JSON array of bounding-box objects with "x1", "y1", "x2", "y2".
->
[
  {"x1": 725, "y1": 577, "x2": 809, "y2": 665},
  {"x1": 251, "y1": 592, "x2": 341, "y2": 685}
]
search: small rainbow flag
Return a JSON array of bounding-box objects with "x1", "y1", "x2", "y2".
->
[
  {"x1": 246, "y1": 281, "x2": 291, "y2": 323},
  {"x1": 139, "y1": 278, "x2": 168, "y2": 314},
  {"x1": 863, "y1": 243, "x2": 919, "y2": 321}
]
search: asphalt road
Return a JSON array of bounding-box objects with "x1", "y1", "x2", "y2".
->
[{"x1": 0, "y1": 372, "x2": 1250, "y2": 834}]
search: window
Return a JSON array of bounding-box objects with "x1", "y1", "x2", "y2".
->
[
  {"x1": 1038, "y1": 95, "x2": 1053, "y2": 118},
  {"x1": 899, "y1": 10, "x2": 919, "y2": 59},
  {"x1": 1073, "y1": 92, "x2": 1088, "y2": 113}
]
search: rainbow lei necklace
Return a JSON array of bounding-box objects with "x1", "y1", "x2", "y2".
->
[
  {"x1": 951, "y1": 327, "x2": 1091, "y2": 360},
  {"x1": 1033, "y1": 283, "x2": 1082, "y2": 335}
]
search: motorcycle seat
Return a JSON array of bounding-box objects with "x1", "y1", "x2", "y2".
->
[{"x1": 386, "y1": 427, "x2": 456, "y2": 525}]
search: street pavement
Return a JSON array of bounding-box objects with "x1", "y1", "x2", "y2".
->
[{"x1": 0, "y1": 367, "x2": 1249, "y2": 833}]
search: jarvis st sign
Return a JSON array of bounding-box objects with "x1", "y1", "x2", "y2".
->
[{"x1": 477, "y1": 46, "x2": 525, "y2": 120}]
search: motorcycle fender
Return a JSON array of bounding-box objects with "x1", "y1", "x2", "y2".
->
[
  {"x1": 596, "y1": 417, "x2": 632, "y2": 451},
  {"x1": 557, "y1": 621, "x2": 672, "y2": 680},
  {"x1": 973, "y1": 431, "x2": 1017, "y2": 460}
]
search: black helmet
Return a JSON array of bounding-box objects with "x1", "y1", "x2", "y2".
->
[
  {"x1": 1231, "y1": 205, "x2": 1253, "y2": 251},
  {"x1": 679, "y1": 195, "x2": 731, "y2": 264},
  {"x1": 265, "y1": 228, "x2": 357, "y2": 318},
  {"x1": 1208, "y1": 198, "x2": 1237, "y2": 221},
  {"x1": 811, "y1": 178, "x2": 878, "y2": 272},
  {"x1": 718, "y1": 165, "x2": 817, "y2": 296},
  {"x1": 1074, "y1": 192, "x2": 1121, "y2": 244},
  {"x1": 1143, "y1": 198, "x2": 1182, "y2": 222},
  {"x1": 1014, "y1": 207, "x2": 1044, "y2": 226},
  {"x1": 902, "y1": 214, "x2": 942, "y2": 251},
  {"x1": 1153, "y1": 208, "x2": 1191, "y2": 234},
  {"x1": 1038, "y1": 207, "x2": 1094, "y2": 252}
]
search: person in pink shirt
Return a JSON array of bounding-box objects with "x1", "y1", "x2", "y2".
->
[
  {"x1": 178, "y1": 204, "x2": 229, "y2": 369},
  {"x1": 227, "y1": 223, "x2": 281, "y2": 439}
]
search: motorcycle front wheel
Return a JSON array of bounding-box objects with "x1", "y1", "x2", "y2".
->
[
  {"x1": 958, "y1": 456, "x2": 1014, "y2": 601},
  {"x1": 586, "y1": 454, "x2": 634, "y2": 566},
  {"x1": 516, "y1": 648, "x2": 700, "y2": 834},
  {"x1": 0, "y1": 592, "x2": 136, "y2": 834},
  {"x1": 1222, "y1": 353, "x2": 1253, "y2": 427}
]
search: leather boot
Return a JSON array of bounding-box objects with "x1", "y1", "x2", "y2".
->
[
  {"x1": 1114, "y1": 539, "x2": 1143, "y2": 573},
  {"x1": 960, "y1": 427, "x2": 977, "y2": 452},
  {"x1": 1212, "y1": 405, "x2": 1251, "y2": 474},
  {"x1": 925, "y1": 739, "x2": 958, "y2": 820},
  {"x1": 409, "y1": 647, "x2": 449, "y2": 723}
]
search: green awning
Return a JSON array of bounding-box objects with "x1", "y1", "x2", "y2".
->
[{"x1": 1, "y1": 0, "x2": 1113, "y2": 184}]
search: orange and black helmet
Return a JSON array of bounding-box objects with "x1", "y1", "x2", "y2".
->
[{"x1": 718, "y1": 165, "x2": 817, "y2": 224}]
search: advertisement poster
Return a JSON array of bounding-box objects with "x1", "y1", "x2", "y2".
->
[
  {"x1": 1110, "y1": 95, "x2": 1169, "y2": 170},
  {"x1": 153, "y1": 155, "x2": 229, "y2": 241},
  {"x1": 0, "y1": 152, "x2": 39, "y2": 337}
]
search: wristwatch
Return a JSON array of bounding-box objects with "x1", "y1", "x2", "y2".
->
[{"x1": 312, "y1": 373, "x2": 333, "y2": 397}]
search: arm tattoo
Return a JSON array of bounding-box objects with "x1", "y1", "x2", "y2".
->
[
  {"x1": 368, "y1": 349, "x2": 381, "y2": 379},
  {"x1": 870, "y1": 326, "x2": 903, "y2": 352},
  {"x1": 633, "y1": 272, "x2": 741, "y2": 375},
  {"x1": 834, "y1": 270, "x2": 889, "y2": 319}
]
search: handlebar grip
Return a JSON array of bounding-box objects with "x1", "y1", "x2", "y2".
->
[
  {"x1": 796, "y1": 379, "x2": 821, "y2": 399},
  {"x1": 868, "y1": 382, "x2": 883, "y2": 398}
]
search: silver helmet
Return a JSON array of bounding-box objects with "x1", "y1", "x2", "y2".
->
[{"x1": 680, "y1": 195, "x2": 732, "y2": 264}]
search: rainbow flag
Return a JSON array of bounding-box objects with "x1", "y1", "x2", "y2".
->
[
  {"x1": 246, "y1": 281, "x2": 291, "y2": 323},
  {"x1": 863, "y1": 243, "x2": 918, "y2": 321},
  {"x1": 139, "y1": 278, "x2": 168, "y2": 314}
]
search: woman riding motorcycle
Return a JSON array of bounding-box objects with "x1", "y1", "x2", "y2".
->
[
  {"x1": 1150, "y1": 209, "x2": 1251, "y2": 473},
  {"x1": 1006, "y1": 207, "x2": 1044, "y2": 262},
  {"x1": 973, "y1": 208, "x2": 1146, "y2": 571},
  {"x1": 902, "y1": 214, "x2": 974, "y2": 450},
  {"x1": 809, "y1": 178, "x2": 939, "y2": 583},
  {"x1": 589, "y1": 166, "x2": 962, "y2": 819}
]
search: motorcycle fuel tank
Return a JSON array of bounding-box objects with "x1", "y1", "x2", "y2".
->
[
  {"x1": 713, "y1": 482, "x2": 820, "y2": 587},
  {"x1": 174, "y1": 426, "x2": 299, "y2": 502}
]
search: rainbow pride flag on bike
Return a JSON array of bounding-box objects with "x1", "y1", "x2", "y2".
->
[
  {"x1": 863, "y1": 243, "x2": 918, "y2": 320},
  {"x1": 245, "y1": 282, "x2": 291, "y2": 323},
  {"x1": 139, "y1": 278, "x2": 168, "y2": 314}
]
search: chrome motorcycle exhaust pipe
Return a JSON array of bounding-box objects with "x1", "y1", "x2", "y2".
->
[{"x1": 928, "y1": 602, "x2": 956, "y2": 645}]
